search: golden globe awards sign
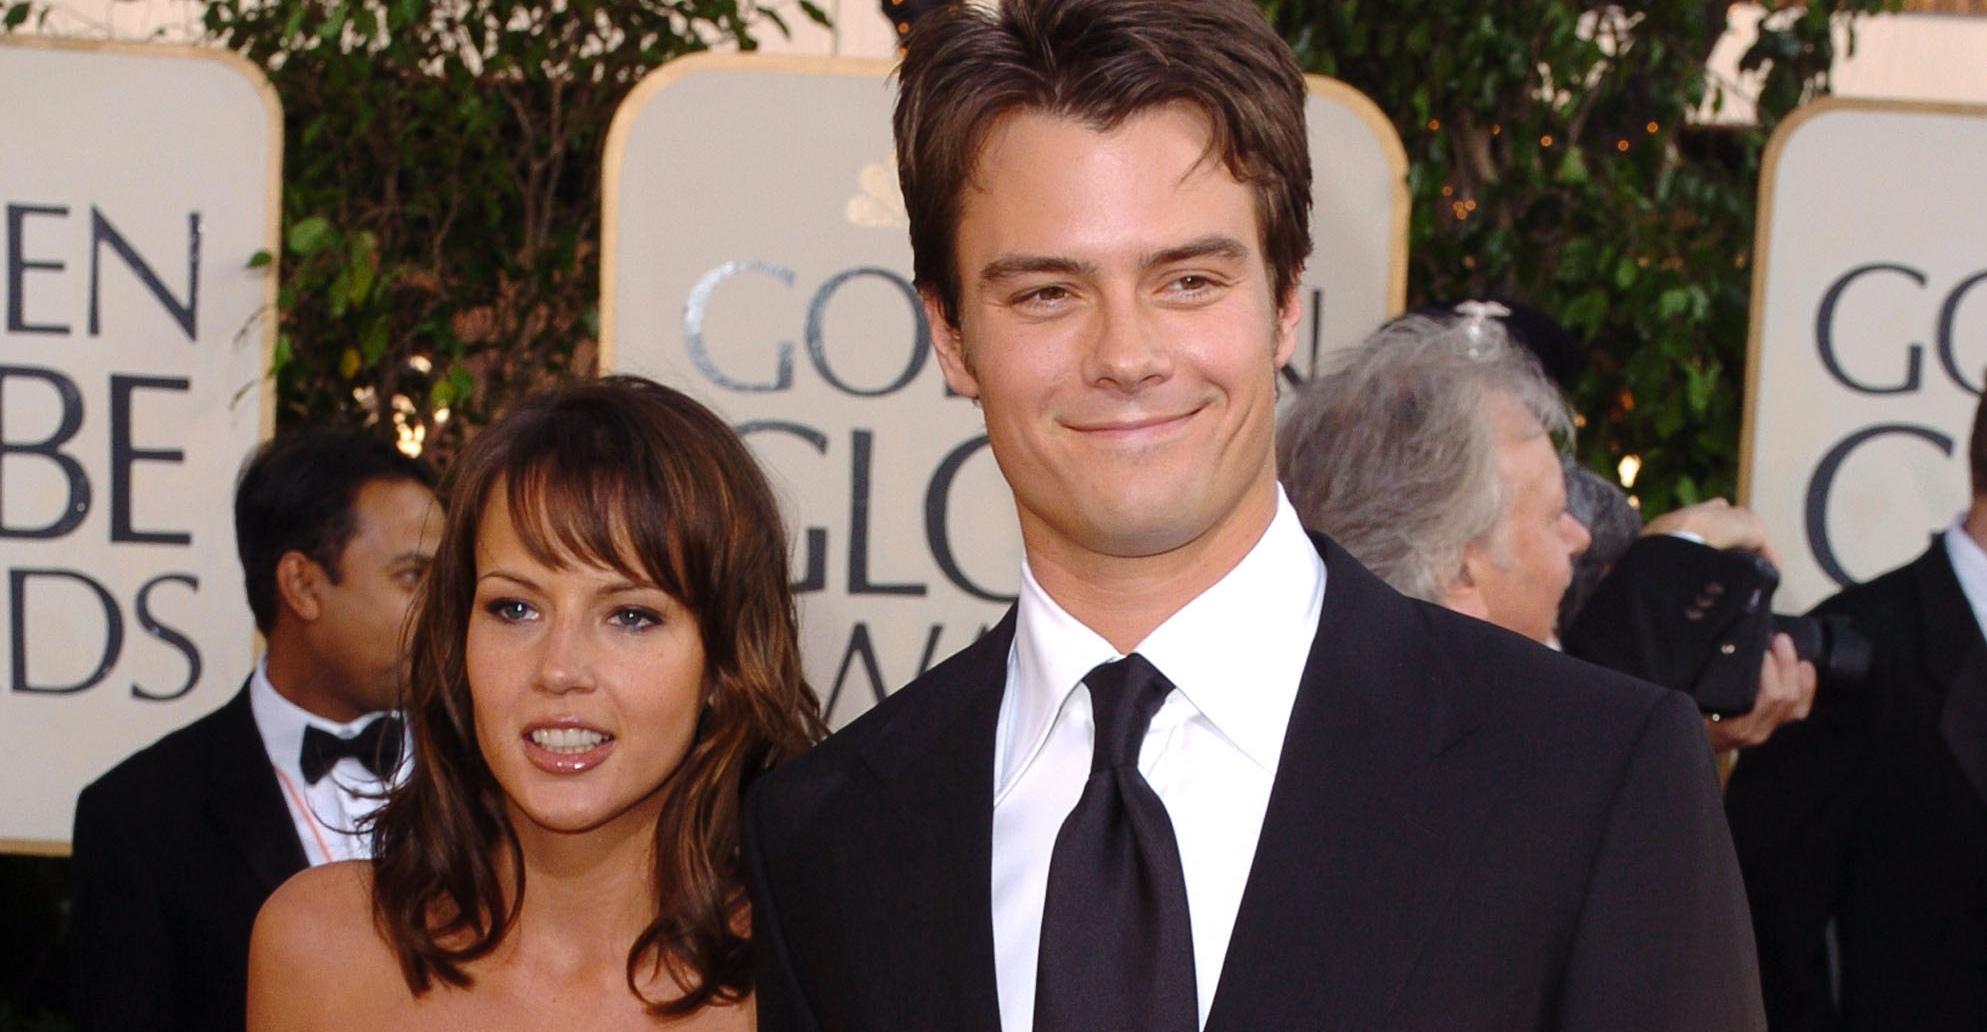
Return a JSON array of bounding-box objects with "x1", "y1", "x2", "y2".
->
[
  {"x1": 603, "y1": 54, "x2": 1405, "y2": 727},
  {"x1": 1742, "y1": 99, "x2": 1987, "y2": 613},
  {"x1": 1, "y1": 39, "x2": 277, "y2": 851}
]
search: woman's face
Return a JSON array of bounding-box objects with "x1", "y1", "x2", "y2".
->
[{"x1": 466, "y1": 491, "x2": 705, "y2": 836}]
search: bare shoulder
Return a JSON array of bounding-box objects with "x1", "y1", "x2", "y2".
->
[
  {"x1": 249, "y1": 861, "x2": 404, "y2": 1029},
  {"x1": 255, "y1": 860, "x2": 377, "y2": 956}
]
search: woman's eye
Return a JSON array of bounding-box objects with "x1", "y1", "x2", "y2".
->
[
  {"x1": 486, "y1": 599, "x2": 534, "y2": 622},
  {"x1": 610, "y1": 607, "x2": 661, "y2": 631}
]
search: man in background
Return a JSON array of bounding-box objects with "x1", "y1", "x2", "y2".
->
[
  {"x1": 1725, "y1": 387, "x2": 1987, "y2": 1030},
  {"x1": 69, "y1": 430, "x2": 439, "y2": 1032},
  {"x1": 1278, "y1": 306, "x2": 1814, "y2": 750}
]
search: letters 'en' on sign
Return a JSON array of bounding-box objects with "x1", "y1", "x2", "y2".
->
[{"x1": 0, "y1": 37, "x2": 278, "y2": 852}]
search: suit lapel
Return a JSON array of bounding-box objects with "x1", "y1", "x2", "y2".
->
[
  {"x1": 1207, "y1": 537, "x2": 1502, "y2": 1032},
  {"x1": 205, "y1": 681, "x2": 310, "y2": 891},
  {"x1": 859, "y1": 610, "x2": 1012, "y2": 1032},
  {"x1": 1917, "y1": 542, "x2": 1987, "y2": 810}
]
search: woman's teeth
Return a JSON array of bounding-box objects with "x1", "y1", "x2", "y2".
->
[{"x1": 529, "y1": 727, "x2": 610, "y2": 754}]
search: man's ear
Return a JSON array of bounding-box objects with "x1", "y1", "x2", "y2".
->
[
  {"x1": 1272, "y1": 275, "x2": 1305, "y2": 370},
  {"x1": 924, "y1": 290, "x2": 981, "y2": 400},
  {"x1": 274, "y1": 551, "x2": 325, "y2": 623},
  {"x1": 1440, "y1": 543, "x2": 1492, "y2": 621}
]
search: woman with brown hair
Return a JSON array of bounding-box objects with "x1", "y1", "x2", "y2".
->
[{"x1": 247, "y1": 376, "x2": 823, "y2": 1028}]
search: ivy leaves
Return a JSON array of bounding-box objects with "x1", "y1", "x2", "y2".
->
[{"x1": 1263, "y1": 0, "x2": 1894, "y2": 514}]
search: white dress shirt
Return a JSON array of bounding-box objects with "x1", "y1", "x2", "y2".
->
[
  {"x1": 1944, "y1": 518, "x2": 1987, "y2": 645},
  {"x1": 991, "y1": 489, "x2": 1327, "y2": 1031},
  {"x1": 248, "y1": 658, "x2": 410, "y2": 865}
]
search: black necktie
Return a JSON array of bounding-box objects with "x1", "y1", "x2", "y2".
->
[
  {"x1": 1033, "y1": 653, "x2": 1198, "y2": 1032},
  {"x1": 299, "y1": 716, "x2": 404, "y2": 785}
]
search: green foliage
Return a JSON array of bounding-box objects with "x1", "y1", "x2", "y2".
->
[
  {"x1": 6, "y1": 0, "x2": 822, "y2": 458},
  {"x1": 1262, "y1": 0, "x2": 1896, "y2": 514},
  {"x1": 220, "y1": 0, "x2": 824, "y2": 456}
]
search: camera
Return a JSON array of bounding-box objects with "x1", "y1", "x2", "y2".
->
[{"x1": 1563, "y1": 536, "x2": 1872, "y2": 716}]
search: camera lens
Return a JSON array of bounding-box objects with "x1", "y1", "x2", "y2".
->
[{"x1": 1770, "y1": 613, "x2": 1874, "y2": 690}]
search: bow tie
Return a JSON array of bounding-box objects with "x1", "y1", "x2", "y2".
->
[{"x1": 299, "y1": 717, "x2": 404, "y2": 785}]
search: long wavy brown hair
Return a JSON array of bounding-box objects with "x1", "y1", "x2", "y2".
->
[{"x1": 369, "y1": 375, "x2": 824, "y2": 1015}]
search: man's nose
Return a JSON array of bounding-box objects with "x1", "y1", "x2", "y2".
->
[
  {"x1": 1085, "y1": 295, "x2": 1172, "y2": 390},
  {"x1": 1563, "y1": 514, "x2": 1593, "y2": 558}
]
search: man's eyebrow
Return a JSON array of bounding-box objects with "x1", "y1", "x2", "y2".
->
[
  {"x1": 1141, "y1": 234, "x2": 1250, "y2": 270},
  {"x1": 976, "y1": 254, "x2": 1097, "y2": 287},
  {"x1": 974, "y1": 235, "x2": 1249, "y2": 288}
]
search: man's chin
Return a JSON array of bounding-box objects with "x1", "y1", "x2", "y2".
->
[{"x1": 1072, "y1": 510, "x2": 1220, "y2": 562}]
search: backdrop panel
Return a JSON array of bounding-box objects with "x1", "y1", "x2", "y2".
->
[
  {"x1": 1742, "y1": 99, "x2": 1987, "y2": 612},
  {"x1": 0, "y1": 38, "x2": 279, "y2": 851},
  {"x1": 603, "y1": 53, "x2": 1406, "y2": 727}
]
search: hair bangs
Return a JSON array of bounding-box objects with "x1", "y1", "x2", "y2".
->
[{"x1": 492, "y1": 434, "x2": 693, "y2": 611}]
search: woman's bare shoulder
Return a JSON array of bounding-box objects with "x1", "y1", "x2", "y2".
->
[
  {"x1": 256, "y1": 860, "x2": 377, "y2": 951},
  {"x1": 248, "y1": 861, "x2": 404, "y2": 1027}
]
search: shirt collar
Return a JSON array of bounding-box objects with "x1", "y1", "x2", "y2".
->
[
  {"x1": 995, "y1": 489, "x2": 1326, "y2": 799},
  {"x1": 248, "y1": 656, "x2": 404, "y2": 787},
  {"x1": 1944, "y1": 517, "x2": 1987, "y2": 640}
]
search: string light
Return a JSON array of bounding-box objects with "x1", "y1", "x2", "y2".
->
[
  {"x1": 1618, "y1": 454, "x2": 1643, "y2": 489},
  {"x1": 1427, "y1": 118, "x2": 1441, "y2": 131},
  {"x1": 1540, "y1": 134, "x2": 1554, "y2": 147},
  {"x1": 1645, "y1": 121, "x2": 1660, "y2": 134},
  {"x1": 1616, "y1": 138, "x2": 1630, "y2": 152}
]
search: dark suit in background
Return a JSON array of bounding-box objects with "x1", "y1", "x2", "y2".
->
[
  {"x1": 745, "y1": 538, "x2": 1766, "y2": 1032},
  {"x1": 70, "y1": 685, "x2": 305, "y2": 1032},
  {"x1": 1726, "y1": 540, "x2": 1987, "y2": 1031}
]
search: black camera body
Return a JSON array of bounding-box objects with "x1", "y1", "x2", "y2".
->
[{"x1": 1563, "y1": 536, "x2": 1871, "y2": 716}]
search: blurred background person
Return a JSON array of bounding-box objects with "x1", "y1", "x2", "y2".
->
[
  {"x1": 1278, "y1": 304, "x2": 1813, "y2": 751},
  {"x1": 1723, "y1": 384, "x2": 1987, "y2": 1031},
  {"x1": 1278, "y1": 305, "x2": 1590, "y2": 645},
  {"x1": 247, "y1": 377, "x2": 824, "y2": 1027},
  {"x1": 69, "y1": 431, "x2": 439, "y2": 1032}
]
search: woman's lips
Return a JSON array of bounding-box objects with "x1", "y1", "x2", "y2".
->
[{"x1": 520, "y1": 720, "x2": 614, "y2": 774}]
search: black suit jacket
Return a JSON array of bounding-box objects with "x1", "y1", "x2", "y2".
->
[
  {"x1": 744, "y1": 535, "x2": 1765, "y2": 1031},
  {"x1": 70, "y1": 683, "x2": 308, "y2": 1032},
  {"x1": 1725, "y1": 540, "x2": 1987, "y2": 1031}
]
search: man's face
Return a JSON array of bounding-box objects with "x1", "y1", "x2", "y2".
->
[
  {"x1": 312, "y1": 477, "x2": 443, "y2": 716},
  {"x1": 928, "y1": 104, "x2": 1302, "y2": 574},
  {"x1": 1465, "y1": 394, "x2": 1591, "y2": 644}
]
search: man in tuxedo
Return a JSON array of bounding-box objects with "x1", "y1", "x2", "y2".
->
[
  {"x1": 1724, "y1": 389, "x2": 1987, "y2": 1030},
  {"x1": 742, "y1": 0, "x2": 1765, "y2": 1028},
  {"x1": 69, "y1": 430, "x2": 439, "y2": 1031}
]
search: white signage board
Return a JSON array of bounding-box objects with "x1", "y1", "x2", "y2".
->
[
  {"x1": 603, "y1": 54, "x2": 1405, "y2": 727},
  {"x1": 1742, "y1": 99, "x2": 1987, "y2": 613},
  {"x1": 0, "y1": 38, "x2": 278, "y2": 851}
]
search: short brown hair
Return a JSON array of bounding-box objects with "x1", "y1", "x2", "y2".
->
[
  {"x1": 895, "y1": 0, "x2": 1313, "y2": 327},
  {"x1": 369, "y1": 376, "x2": 823, "y2": 1015}
]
